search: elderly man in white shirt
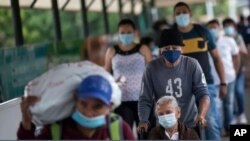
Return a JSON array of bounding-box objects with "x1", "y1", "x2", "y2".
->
[{"x1": 207, "y1": 19, "x2": 240, "y2": 136}]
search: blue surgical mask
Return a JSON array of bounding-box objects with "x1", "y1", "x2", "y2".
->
[
  {"x1": 224, "y1": 26, "x2": 235, "y2": 36},
  {"x1": 158, "y1": 113, "x2": 177, "y2": 128},
  {"x1": 119, "y1": 34, "x2": 134, "y2": 46},
  {"x1": 175, "y1": 14, "x2": 190, "y2": 27},
  {"x1": 72, "y1": 110, "x2": 106, "y2": 129},
  {"x1": 209, "y1": 28, "x2": 219, "y2": 40},
  {"x1": 162, "y1": 50, "x2": 181, "y2": 63}
]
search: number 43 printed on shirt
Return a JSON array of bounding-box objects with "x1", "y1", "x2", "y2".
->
[{"x1": 165, "y1": 78, "x2": 182, "y2": 98}]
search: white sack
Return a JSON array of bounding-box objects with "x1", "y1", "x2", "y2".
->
[{"x1": 24, "y1": 61, "x2": 121, "y2": 126}]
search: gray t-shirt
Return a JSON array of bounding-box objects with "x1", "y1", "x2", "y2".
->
[{"x1": 138, "y1": 55, "x2": 209, "y2": 127}]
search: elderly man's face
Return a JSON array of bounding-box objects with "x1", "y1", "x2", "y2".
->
[{"x1": 156, "y1": 102, "x2": 180, "y2": 118}]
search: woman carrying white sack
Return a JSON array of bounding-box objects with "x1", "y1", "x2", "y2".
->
[{"x1": 17, "y1": 61, "x2": 134, "y2": 140}]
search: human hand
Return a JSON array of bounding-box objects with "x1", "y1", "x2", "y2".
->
[
  {"x1": 20, "y1": 96, "x2": 40, "y2": 130},
  {"x1": 137, "y1": 121, "x2": 149, "y2": 133},
  {"x1": 219, "y1": 84, "x2": 227, "y2": 99},
  {"x1": 196, "y1": 115, "x2": 207, "y2": 127}
]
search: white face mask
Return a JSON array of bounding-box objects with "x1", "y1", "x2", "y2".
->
[
  {"x1": 224, "y1": 26, "x2": 235, "y2": 36},
  {"x1": 175, "y1": 14, "x2": 190, "y2": 27},
  {"x1": 158, "y1": 113, "x2": 177, "y2": 128}
]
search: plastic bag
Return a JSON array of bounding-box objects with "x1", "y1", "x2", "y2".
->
[{"x1": 24, "y1": 61, "x2": 121, "y2": 126}]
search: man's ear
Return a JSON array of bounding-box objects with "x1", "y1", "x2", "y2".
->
[{"x1": 180, "y1": 48, "x2": 183, "y2": 54}]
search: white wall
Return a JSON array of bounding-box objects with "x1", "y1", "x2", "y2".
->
[{"x1": 0, "y1": 98, "x2": 22, "y2": 140}]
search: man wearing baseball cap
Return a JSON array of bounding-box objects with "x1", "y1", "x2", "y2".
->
[
  {"x1": 18, "y1": 75, "x2": 135, "y2": 140},
  {"x1": 138, "y1": 29, "x2": 210, "y2": 135}
]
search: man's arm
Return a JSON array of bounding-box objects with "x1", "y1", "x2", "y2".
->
[
  {"x1": 210, "y1": 48, "x2": 227, "y2": 98},
  {"x1": 230, "y1": 37, "x2": 240, "y2": 75},
  {"x1": 210, "y1": 48, "x2": 226, "y2": 84},
  {"x1": 139, "y1": 45, "x2": 153, "y2": 63},
  {"x1": 197, "y1": 97, "x2": 210, "y2": 127},
  {"x1": 138, "y1": 65, "x2": 154, "y2": 131},
  {"x1": 232, "y1": 54, "x2": 240, "y2": 75},
  {"x1": 192, "y1": 60, "x2": 210, "y2": 127},
  {"x1": 104, "y1": 47, "x2": 115, "y2": 73}
]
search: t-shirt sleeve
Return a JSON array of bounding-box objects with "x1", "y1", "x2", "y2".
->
[
  {"x1": 229, "y1": 37, "x2": 240, "y2": 55},
  {"x1": 204, "y1": 26, "x2": 217, "y2": 51},
  {"x1": 191, "y1": 59, "x2": 210, "y2": 101},
  {"x1": 138, "y1": 64, "x2": 154, "y2": 122}
]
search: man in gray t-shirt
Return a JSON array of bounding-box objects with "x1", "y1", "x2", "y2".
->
[{"x1": 138, "y1": 29, "x2": 210, "y2": 132}]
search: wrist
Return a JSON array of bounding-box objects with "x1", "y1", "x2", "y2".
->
[
  {"x1": 220, "y1": 82, "x2": 227, "y2": 86},
  {"x1": 139, "y1": 121, "x2": 150, "y2": 125},
  {"x1": 22, "y1": 121, "x2": 32, "y2": 130}
]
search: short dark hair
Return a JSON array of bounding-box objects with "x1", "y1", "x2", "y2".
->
[
  {"x1": 153, "y1": 19, "x2": 169, "y2": 32},
  {"x1": 118, "y1": 18, "x2": 136, "y2": 30},
  {"x1": 140, "y1": 36, "x2": 154, "y2": 46},
  {"x1": 207, "y1": 19, "x2": 220, "y2": 26},
  {"x1": 174, "y1": 2, "x2": 191, "y2": 13},
  {"x1": 222, "y1": 18, "x2": 236, "y2": 27}
]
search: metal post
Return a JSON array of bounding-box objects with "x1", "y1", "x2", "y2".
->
[
  {"x1": 11, "y1": 0, "x2": 24, "y2": 46},
  {"x1": 102, "y1": 0, "x2": 109, "y2": 34},
  {"x1": 131, "y1": 0, "x2": 137, "y2": 27},
  {"x1": 131, "y1": 0, "x2": 135, "y2": 16},
  {"x1": 150, "y1": 0, "x2": 158, "y2": 22},
  {"x1": 118, "y1": 0, "x2": 123, "y2": 19},
  {"x1": 80, "y1": 0, "x2": 89, "y2": 37},
  {"x1": 51, "y1": 0, "x2": 62, "y2": 41},
  {"x1": 249, "y1": 0, "x2": 250, "y2": 13},
  {"x1": 205, "y1": 0, "x2": 214, "y2": 20}
]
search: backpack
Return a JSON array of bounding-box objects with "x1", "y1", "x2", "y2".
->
[{"x1": 50, "y1": 113, "x2": 124, "y2": 140}]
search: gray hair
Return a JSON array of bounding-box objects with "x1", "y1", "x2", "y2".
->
[{"x1": 155, "y1": 96, "x2": 179, "y2": 113}]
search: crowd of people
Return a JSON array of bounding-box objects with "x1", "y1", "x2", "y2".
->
[{"x1": 18, "y1": 1, "x2": 250, "y2": 140}]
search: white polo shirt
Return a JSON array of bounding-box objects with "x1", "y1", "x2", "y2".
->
[{"x1": 209, "y1": 36, "x2": 239, "y2": 84}]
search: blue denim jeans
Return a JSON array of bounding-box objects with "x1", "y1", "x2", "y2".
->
[
  {"x1": 204, "y1": 84, "x2": 221, "y2": 140},
  {"x1": 215, "y1": 82, "x2": 235, "y2": 132},
  {"x1": 234, "y1": 71, "x2": 246, "y2": 115},
  {"x1": 223, "y1": 81, "x2": 235, "y2": 132}
]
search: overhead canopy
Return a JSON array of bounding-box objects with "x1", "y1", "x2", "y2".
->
[{"x1": 0, "y1": 0, "x2": 207, "y2": 14}]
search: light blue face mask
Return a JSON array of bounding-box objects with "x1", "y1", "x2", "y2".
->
[
  {"x1": 209, "y1": 28, "x2": 219, "y2": 41},
  {"x1": 119, "y1": 33, "x2": 134, "y2": 46},
  {"x1": 175, "y1": 14, "x2": 190, "y2": 27},
  {"x1": 72, "y1": 110, "x2": 106, "y2": 129},
  {"x1": 224, "y1": 26, "x2": 235, "y2": 36},
  {"x1": 158, "y1": 113, "x2": 177, "y2": 128}
]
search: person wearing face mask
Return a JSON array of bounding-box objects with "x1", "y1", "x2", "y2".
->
[
  {"x1": 222, "y1": 18, "x2": 248, "y2": 125},
  {"x1": 17, "y1": 75, "x2": 135, "y2": 140},
  {"x1": 140, "y1": 36, "x2": 160, "y2": 59},
  {"x1": 148, "y1": 96, "x2": 200, "y2": 140},
  {"x1": 207, "y1": 19, "x2": 240, "y2": 136},
  {"x1": 171, "y1": 2, "x2": 226, "y2": 140},
  {"x1": 104, "y1": 19, "x2": 152, "y2": 129},
  {"x1": 138, "y1": 29, "x2": 210, "y2": 136}
]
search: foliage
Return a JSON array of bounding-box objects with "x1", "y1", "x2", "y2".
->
[{"x1": 0, "y1": 0, "x2": 235, "y2": 47}]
